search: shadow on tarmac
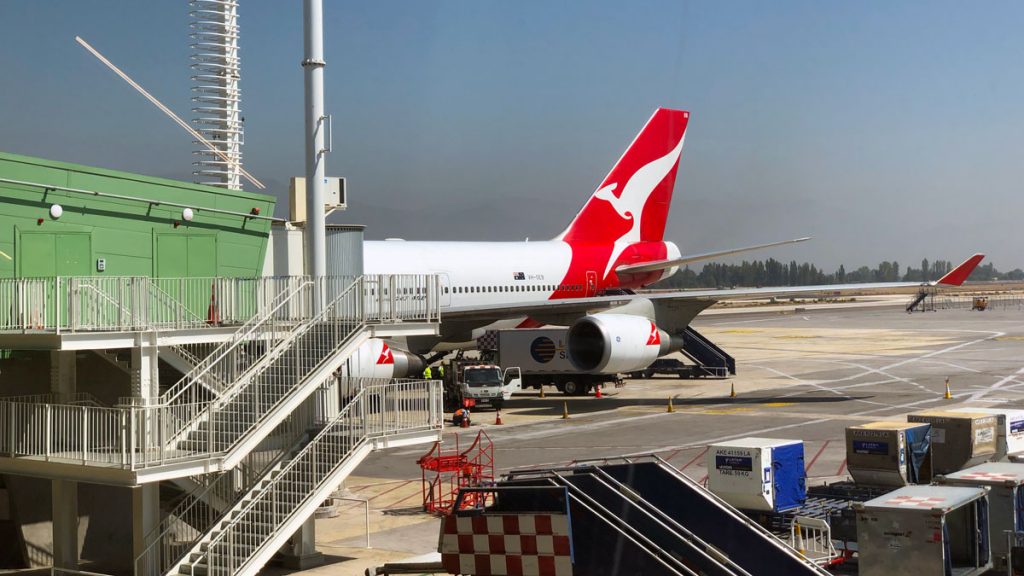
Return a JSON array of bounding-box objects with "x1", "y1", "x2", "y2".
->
[{"x1": 500, "y1": 393, "x2": 872, "y2": 417}]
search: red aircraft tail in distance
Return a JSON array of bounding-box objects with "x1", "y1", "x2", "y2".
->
[{"x1": 934, "y1": 253, "x2": 985, "y2": 286}]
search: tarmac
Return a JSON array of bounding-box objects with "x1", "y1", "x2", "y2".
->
[{"x1": 285, "y1": 297, "x2": 1024, "y2": 575}]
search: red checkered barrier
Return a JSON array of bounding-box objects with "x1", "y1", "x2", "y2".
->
[
  {"x1": 883, "y1": 495, "x2": 946, "y2": 508},
  {"x1": 440, "y1": 513, "x2": 573, "y2": 575}
]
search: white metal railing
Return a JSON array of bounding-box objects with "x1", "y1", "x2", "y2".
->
[
  {"x1": 135, "y1": 400, "x2": 316, "y2": 576},
  {"x1": 0, "y1": 274, "x2": 440, "y2": 333},
  {"x1": 789, "y1": 516, "x2": 838, "y2": 567},
  {"x1": 183, "y1": 379, "x2": 441, "y2": 576},
  {"x1": 157, "y1": 276, "x2": 370, "y2": 462},
  {"x1": 164, "y1": 343, "x2": 229, "y2": 394},
  {"x1": 0, "y1": 392, "x2": 106, "y2": 407},
  {"x1": 1, "y1": 401, "x2": 125, "y2": 465},
  {"x1": 150, "y1": 278, "x2": 315, "y2": 407},
  {"x1": 0, "y1": 278, "x2": 356, "y2": 469},
  {"x1": 0, "y1": 275, "x2": 439, "y2": 472}
]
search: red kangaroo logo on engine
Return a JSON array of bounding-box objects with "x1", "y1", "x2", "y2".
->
[
  {"x1": 376, "y1": 343, "x2": 394, "y2": 365},
  {"x1": 646, "y1": 322, "x2": 661, "y2": 346}
]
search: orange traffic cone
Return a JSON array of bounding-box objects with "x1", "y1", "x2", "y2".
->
[
  {"x1": 595, "y1": 385, "x2": 603, "y2": 399},
  {"x1": 494, "y1": 410, "x2": 503, "y2": 425},
  {"x1": 206, "y1": 282, "x2": 220, "y2": 326},
  {"x1": 460, "y1": 416, "x2": 469, "y2": 428}
]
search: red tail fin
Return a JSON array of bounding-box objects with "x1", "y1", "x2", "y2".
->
[
  {"x1": 936, "y1": 254, "x2": 985, "y2": 286},
  {"x1": 557, "y1": 108, "x2": 689, "y2": 244}
]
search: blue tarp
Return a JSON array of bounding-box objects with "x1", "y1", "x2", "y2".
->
[
  {"x1": 904, "y1": 423, "x2": 932, "y2": 484},
  {"x1": 943, "y1": 519, "x2": 952, "y2": 576},
  {"x1": 771, "y1": 442, "x2": 806, "y2": 511},
  {"x1": 1016, "y1": 486, "x2": 1024, "y2": 531},
  {"x1": 979, "y1": 497, "x2": 990, "y2": 566}
]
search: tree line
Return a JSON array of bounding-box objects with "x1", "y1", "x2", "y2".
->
[{"x1": 651, "y1": 258, "x2": 1024, "y2": 289}]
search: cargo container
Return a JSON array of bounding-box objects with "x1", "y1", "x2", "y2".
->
[
  {"x1": 846, "y1": 421, "x2": 932, "y2": 487},
  {"x1": 907, "y1": 410, "x2": 998, "y2": 474},
  {"x1": 936, "y1": 462, "x2": 1024, "y2": 571},
  {"x1": 950, "y1": 407, "x2": 1024, "y2": 460},
  {"x1": 477, "y1": 328, "x2": 620, "y2": 396},
  {"x1": 706, "y1": 438, "x2": 805, "y2": 512},
  {"x1": 855, "y1": 485, "x2": 991, "y2": 576}
]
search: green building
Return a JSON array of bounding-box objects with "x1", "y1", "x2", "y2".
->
[{"x1": 0, "y1": 150, "x2": 276, "y2": 279}]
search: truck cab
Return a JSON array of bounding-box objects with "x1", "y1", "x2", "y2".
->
[{"x1": 444, "y1": 361, "x2": 522, "y2": 410}]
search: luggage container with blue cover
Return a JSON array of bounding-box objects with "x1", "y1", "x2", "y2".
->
[
  {"x1": 936, "y1": 462, "x2": 1024, "y2": 571},
  {"x1": 908, "y1": 410, "x2": 998, "y2": 474},
  {"x1": 855, "y1": 485, "x2": 992, "y2": 576},
  {"x1": 707, "y1": 437, "x2": 805, "y2": 512},
  {"x1": 846, "y1": 421, "x2": 932, "y2": 487}
]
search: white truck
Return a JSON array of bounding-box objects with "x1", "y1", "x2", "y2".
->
[
  {"x1": 441, "y1": 360, "x2": 522, "y2": 411},
  {"x1": 477, "y1": 328, "x2": 621, "y2": 396}
]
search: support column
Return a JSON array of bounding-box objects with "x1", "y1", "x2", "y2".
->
[
  {"x1": 129, "y1": 334, "x2": 160, "y2": 574},
  {"x1": 130, "y1": 332, "x2": 160, "y2": 400},
  {"x1": 282, "y1": 517, "x2": 323, "y2": 569},
  {"x1": 131, "y1": 485, "x2": 159, "y2": 570},
  {"x1": 50, "y1": 350, "x2": 79, "y2": 570},
  {"x1": 51, "y1": 480, "x2": 79, "y2": 570}
]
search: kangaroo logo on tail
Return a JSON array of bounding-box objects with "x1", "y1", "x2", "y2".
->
[{"x1": 557, "y1": 108, "x2": 689, "y2": 278}]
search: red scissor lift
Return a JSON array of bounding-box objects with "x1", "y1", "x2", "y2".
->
[{"x1": 418, "y1": 430, "x2": 494, "y2": 515}]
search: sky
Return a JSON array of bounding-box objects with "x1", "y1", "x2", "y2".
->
[{"x1": 1, "y1": 1, "x2": 1022, "y2": 271}]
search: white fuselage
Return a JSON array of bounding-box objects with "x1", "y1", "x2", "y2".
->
[{"x1": 365, "y1": 240, "x2": 573, "y2": 308}]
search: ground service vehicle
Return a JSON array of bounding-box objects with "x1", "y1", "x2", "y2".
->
[
  {"x1": 477, "y1": 328, "x2": 621, "y2": 396},
  {"x1": 441, "y1": 360, "x2": 521, "y2": 411},
  {"x1": 626, "y1": 358, "x2": 700, "y2": 379}
]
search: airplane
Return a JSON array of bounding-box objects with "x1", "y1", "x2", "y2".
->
[{"x1": 344, "y1": 108, "x2": 984, "y2": 380}]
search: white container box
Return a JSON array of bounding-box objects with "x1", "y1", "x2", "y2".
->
[
  {"x1": 950, "y1": 407, "x2": 1024, "y2": 460},
  {"x1": 706, "y1": 437, "x2": 805, "y2": 512}
]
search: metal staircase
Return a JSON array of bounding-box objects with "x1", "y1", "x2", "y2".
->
[
  {"x1": 0, "y1": 274, "x2": 442, "y2": 576},
  {"x1": 137, "y1": 413, "x2": 316, "y2": 576},
  {"x1": 95, "y1": 349, "x2": 133, "y2": 374},
  {"x1": 135, "y1": 379, "x2": 440, "y2": 576},
  {"x1": 0, "y1": 275, "x2": 439, "y2": 482},
  {"x1": 177, "y1": 389, "x2": 369, "y2": 576},
  {"x1": 157, "y1": 277, "x2": 372, "y2": 471},
  {"x1": 159, "y1": 345, "x2": 226, "y2": 395},
  {"x1": 680, "y1": 326, "x2": 736, "y2": 378}
]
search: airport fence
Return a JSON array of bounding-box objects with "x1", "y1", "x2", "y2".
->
[{"x1": 930, "y1": 293, "x2": 1024, "y2": 311}]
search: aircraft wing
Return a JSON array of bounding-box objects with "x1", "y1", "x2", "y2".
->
[
  {"x1": 615, "y1": 237, "x2": 811, "y2": 275},
  {"x1": 437, "y1": 253, "x2": 985, "y2": 335}
]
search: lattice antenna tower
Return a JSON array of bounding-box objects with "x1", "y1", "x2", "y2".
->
[{"x1": 189, "y1": 0, "x2": 243, "y2": 189}]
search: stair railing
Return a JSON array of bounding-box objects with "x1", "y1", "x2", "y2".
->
[
  {"x1": 135, "y1": 409, "x2": 314, "y2": 576},
  {"x1": 151, "y1": 278, "x2": 314, "y2": 409},
  {"x1": 173, "y1": 276, "x2": 369, "y2": 458},
  {"x1": 185, "y1": 378, "x2": 441, "y2": 576}
]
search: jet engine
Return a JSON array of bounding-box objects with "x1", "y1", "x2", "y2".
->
[
  {"x1": 567, "y1": 313, "x2": 674, "y2": 373},
  {"x1": 337, "y1": 339, "x2": 426, "y2": 379}
]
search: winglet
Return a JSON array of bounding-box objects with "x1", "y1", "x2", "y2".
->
[{"x1": 934, "y1": 254, "x2": 985, "y2": 286}]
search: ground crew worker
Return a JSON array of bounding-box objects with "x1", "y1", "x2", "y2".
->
[
  {"x1": 453, "y1": 406, "x2": 470, "y2": 427},
  {"x1": 424, "y1": 366, "x2": 432, "y2": 379}
]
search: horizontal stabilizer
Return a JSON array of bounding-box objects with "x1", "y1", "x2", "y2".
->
[
  {"x1": 932, "y1": 253, "x2": 985, "y2": 286},
  {"x1": 615, "y1": 237, "x2": 812, "y2": 275}
]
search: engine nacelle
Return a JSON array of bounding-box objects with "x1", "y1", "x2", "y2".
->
[
  {"x1": 337, "y1": 339, "x2": 425, "y2": 379},
  {"x1": 568, "y1": 314, "x2": 671, "y2": 374}
]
